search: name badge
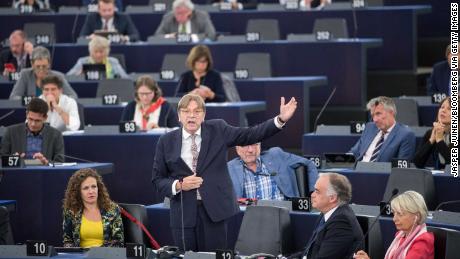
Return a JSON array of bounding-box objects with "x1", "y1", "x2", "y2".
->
[
  {"x1": 246, "y1": 32, "x2": 260, "y2": 42},
  {"x1": 350, "y1": 121, "x2": 366, "y2": 134},
  {"x1": 126, "y1": 243, "x2": 145, "y2": 258},
  {"x1": 119, "y1": 121, "x2": 137, "y2": 133},
  {"x1": 1, "y1": 155, "x2": 21, "y2": 168},
  {"x1": 102, "y1": 94, "x2": 119, "y2": 105},
  {"x1": 234, "y1": 69, "x2": 249, "y2": 79},
  {"x1": 292, "y1": 197, "x2": 312, "y2": 212},
  {"x1": 26, "y1": 240, "x2": 48, "y2": 256},
  {"x1": 391, "y1": 159, "x2": 409, "y2": 168},
  {"x1": 177, "y1": 34, "x2": 191, "y2": 43},
  {"x1": 304, "y1": 155, "x2": 321, "y2": 169},
  {"x1": 160, "y1": 70, "x2": 175, "y2": 80}
]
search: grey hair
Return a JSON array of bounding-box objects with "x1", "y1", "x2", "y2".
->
[
  {"x1": 391, "y1": 191, "x2": 428, "y2": 225},
  {"x1": 177, "y1": 93, "x2": 205, "y2": 112},
  {"x1": 321, "y1": 173, "x2": 352, "y2": 205},
  {"x1": 88, "y1": 36, "x2": 110, "y2": 56},
  {"x1": 366, "y1": 96, "x2": 397, "y2": 116},
  {"x1": 173, "y1": 0, "x2": 194, "y2": 11},
  {"x1": 31, "y1": 46, "x2": 50, "y2": 63}
]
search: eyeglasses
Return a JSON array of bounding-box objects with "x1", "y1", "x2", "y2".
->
[
  {"x1": 137, "y1": 91, "x2": 154, "y2": 97},
  {"x1": 34, "y1": 65, "x2": 49, "y2": 70},
  {"x1": 180, "y1": 109, "x2": 204, "y2": 117}
]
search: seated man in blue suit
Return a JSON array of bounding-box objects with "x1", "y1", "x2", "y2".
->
[
  {"x1": 227, "y1": 143, "x2": 318, "y2": 200},
  {"x1": 349, "y1": 96, "x2": 416, "y2": 162},
  {"x1": 79, "y1": 0, "x2": 140, "y2": 42},
  {"x1": 427, "y1": 44, "x2": 454, "y2": 96}
]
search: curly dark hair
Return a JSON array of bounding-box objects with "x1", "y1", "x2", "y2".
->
[{"x1": 63, "y1": 168, "x2": 114, "y2": 214}]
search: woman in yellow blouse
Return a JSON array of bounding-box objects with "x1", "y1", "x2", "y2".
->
[{"x1": 62, "y1": 168, "x2": 124, "y2": 247}]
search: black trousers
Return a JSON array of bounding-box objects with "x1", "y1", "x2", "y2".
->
[{"x1": 172, "y1": 201, "x2": 228, "y2": 252}]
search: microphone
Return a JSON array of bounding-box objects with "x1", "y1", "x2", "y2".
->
[
  {"x1": 49, "y1": 154, "x2": 96, "y2": 167},
  {"x1": 0, "y1": 110, "x2": 15, "y2": 122},
  {"x1": 313, "y1": 87, "x2": 337, "y2": 132},
  {"x1": 350, "y1": 0, "x2": 359, "y2": 39},
  {"x1": 435, "y1": 200, "x2": 460, "y2": 211},
  {"x1": 70, "y1": 6, "x2": 82, "y2": 43},
  {"x1": 351, "y1": 188, "x2": 399, "y2": 258}
]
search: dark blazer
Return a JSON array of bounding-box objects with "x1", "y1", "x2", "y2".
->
[
  {"x1": 306, "y1": 204, "x2": 364, "y2": 259},
  {"x1": 155, "y1": 9, "x2": 216, "y2": 40},
  {"x1": 120, "y1": 101, "x2": 179, "y2": 128},
  {"x1": 152, "y1": 118, "x2": 281, "y2": 228},
  {"x1": 0, "y1": 49, "x2": 31, "y2": 73},
  {"x1": 413, "y1": 129, "x2": 452, "y2": 169},
  {"x1": 0, "y1": 123, "x2": 64, "y2": 162},
  {"x1": 79, "y1": 12, "x2": 140, "y2": 42},
  {"x1": 176, "y1": 70, "x2": 226, "y2": 102},
  {"x1": 348, "y1": 122, "x2": 416, "y2": 162},
  {"x1": 427, "y1": 60, "x2": 450, "y2": 96}
]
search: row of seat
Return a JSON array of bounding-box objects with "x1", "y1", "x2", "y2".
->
[{"x1": 6, "y1": 17, "x2": 349, "y2": 45}]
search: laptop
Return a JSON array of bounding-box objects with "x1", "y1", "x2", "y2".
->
[{"x1": 323, "y1": 153, "x2": 356, "y2": 169}]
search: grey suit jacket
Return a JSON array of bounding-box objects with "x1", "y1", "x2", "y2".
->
[
  {"x1": 0, "y1": 123, "x2": 65, "y2": 163},
  {"x1": 66, "y1": 56, "x2": 129, "y2": 79},
  {"x1": 9, "y1": 68, "x2": 78, "y2": 100},
  {"x1": 155, "y1": 10, "x2": 216, "y2": 40}
]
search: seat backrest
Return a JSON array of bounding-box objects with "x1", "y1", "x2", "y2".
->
[
  {"x1": 246, "y1": 19, "x2": 280, "y2": 41},
  {"x1": 235, "y1": 206, "x2": 292, "y2": 256},
  {"x1": 446, "y1": 228, "x2": 460, "y2": 259},
  {"x1": 313, "y1": 18, "x2": 349, "y2": 39},
  {"x1": 383, "y1": 168, "x2": 436, "y2": 210},
  {"x1": 356, "y1": 215, "x2": 384, "y2": 259},
  {"x1": 23, "y1": 22, "x2": 56, "y2": 44},
  {"x1": 0, "y1": 7, "x2": 19, "y2": 14},
  {"x1": 76, "y1": 102, "x2": 85, "y2": 130},
  {"x1": 427, "y1": 226, "x2": 448, "y2": 259},
  {"x1": 220, "y1": 73, "x2": 241, "y2": 102},
  {"x1": 0, "y1": 206, "x2": 14, "y2": 245},
  {"x1": 257, "y1": 4, "x2": 284, "y2": 11},
  {"x1": 58, "y1": 6, "x2": 87, "y2": 14},
  {"x1": 235, "y1": 53, "x2": 272, "y2": 78},
  {"x1": 147, "y1": 35, "x2": 176, "y2": 44},
  {"x1": 294, "y1": 165, "x2": 307, "y2": 197},
  {"x1": 96, "y1": 78, "x2": 134, "y2": 102},
  {"x1": 216, "y1": 35, "x2": 246, "y2": 43},
  {"x1": 125, "y1": 5, "x2": 154, "y2": 13},
  {"x1": 392, "y1": 98, "x2": 419, "y2": 126},
  {"x1": 118, "y1": 203, "x2": 150, "y2": 246},
  {"x1": 286, "y1": 33, "x2": 316, "y2": 42},
  {"x1": 161, "y1": 54, "x2": 188, "y2": 78},
  {"x1": 148, "y1": 0, "x2": 172, "y2": 11}
]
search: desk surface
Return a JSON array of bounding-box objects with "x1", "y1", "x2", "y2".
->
[{"x1": 0, "y1": 163, "x2": 113, "y2": 246}]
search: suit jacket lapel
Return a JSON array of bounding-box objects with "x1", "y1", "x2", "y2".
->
[
  {"x1": 19, "y1": 124, "x2": 27, "y2": 153},
  {"x1": 361, "y1": 125, "x2": 379, "y2": 158},
  {"x1": 380, "y1": 123, "x2": 399, "y2": 155}
]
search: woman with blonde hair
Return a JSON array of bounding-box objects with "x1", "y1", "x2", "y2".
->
[
  {"x1": 62, "y1": 168, "x2": 124, "y2": 248},
  {"x1": 67, "y1": 36, "x2": 128, "y2": 79},
  {"x1": 354, "y1": 190, "x2": 434, "y2": 259}
]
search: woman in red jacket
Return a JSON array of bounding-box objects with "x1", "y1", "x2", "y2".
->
[{"x1": 354, "y1": 190, "x2": 434, "y2": 259}]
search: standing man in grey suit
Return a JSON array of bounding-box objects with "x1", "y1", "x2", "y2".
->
[
  {"x1": 152, "y1": 93, "x2": 297, "y2": 252},
  {"x1": 155, "y1": 0, "x2": 217, "y2": 41},
  {"x1": 1, "y1": 98, "x2": 64, "y2": 165}
]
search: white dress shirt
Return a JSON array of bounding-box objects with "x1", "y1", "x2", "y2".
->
[
  {"x1": 362, "y1": 123, "x2": 396, "y2": 162},
  {"x1": 40, "y1": 94, "x2": 80, "y2": 132},
  {"x1": 101, "y1": 17, "x2": 115, "y2": 31},
  {"x1": 324, "y1": 205, "x2": 339, "y2": 222},
  {"x1": 133, "y1": 103, "x2": 162, "y2": 130}
]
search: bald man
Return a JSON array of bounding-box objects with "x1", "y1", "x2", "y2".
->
[{"x1": 0, "y1": 30, "x2": 33, "y2": 77}]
